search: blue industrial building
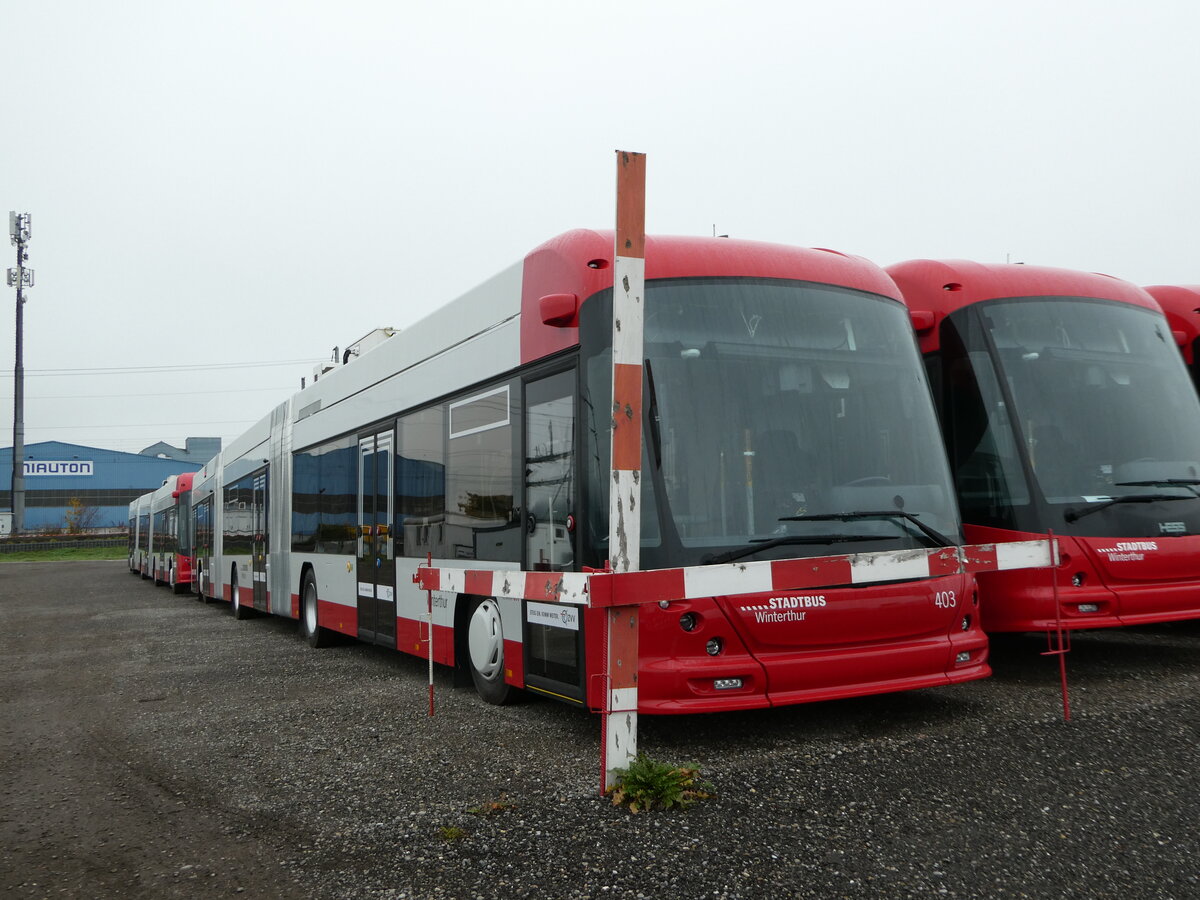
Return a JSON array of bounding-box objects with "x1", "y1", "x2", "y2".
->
[{"x1": 1, "y1": 439, "x2": 219, "y2": 533}]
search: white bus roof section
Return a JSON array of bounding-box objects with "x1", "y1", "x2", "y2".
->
[
  {"x1": 291, "y1": 261, "x2": 524, "y2": 448},
  {"x1": 221, "y1": 409, "x2": 275, "y2": 482}
]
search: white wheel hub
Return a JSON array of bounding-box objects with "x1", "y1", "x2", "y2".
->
[
  {"x1": 467, "y1": 600, "x2": 504, "y2": 680},
  {"x1": 304, "y1": 584, "x2": 318, "y2": 633}
]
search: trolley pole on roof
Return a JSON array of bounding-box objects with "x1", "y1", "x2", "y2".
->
[
  {"x1": 8, "y1": 212, "x2": 33, "y2": 534},
  {"x1": 603, "y1": 151, "x2": 646, "y2": 790}
]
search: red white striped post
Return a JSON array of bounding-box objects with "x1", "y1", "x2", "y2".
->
[
  {"x1": 427, "y1": 551, "x2": 435, "y2": 717},
  {"x1": 604, "y1": 150, "x2": 646, "y2": 791}
]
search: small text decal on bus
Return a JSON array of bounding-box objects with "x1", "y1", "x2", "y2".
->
[
  {"x1": 527, "y1": 601, "x2": 579, "y2": 631},
  {"x1": 1097, "y1": 541, "x2": 1158, "y2": 562}
]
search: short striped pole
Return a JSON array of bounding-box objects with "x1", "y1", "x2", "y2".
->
[{"x1": 603, "y1": 150, "x2": 646, "y2": 792}]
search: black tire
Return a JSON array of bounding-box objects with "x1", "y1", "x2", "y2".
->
[
  {"x1": 231, "y1": 569, "x2": 251, "y2": 619},
  {"x1": 466, "y1": 597, "x2": 513, "y2": 705},
  {"x1": 152, "y1": 563, "x2": 162, "y2": 587},
  {"x1": 195, "y1": 568, "x2": 209, "y2": 603},
  {"x1": 299, "y1": 570, "x2": 333, "y2": 648},
  {"x1": 170, "y1": 564, "x2": 186, "y2": 595}
]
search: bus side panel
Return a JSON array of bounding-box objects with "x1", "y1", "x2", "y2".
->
[{"x1": 300, "y1": 553, "x2": 358, "y2": 636}]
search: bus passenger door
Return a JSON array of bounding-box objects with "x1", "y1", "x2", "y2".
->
[
  {"x1": 522, "y1": 370, "x2": 584, "y2": 703},
  {"x1": 252, "y1": 471, "x2": 268, "y2": 611},
  {"x1": 357, "y1": 430, "x2": 396, "y2": 647}
]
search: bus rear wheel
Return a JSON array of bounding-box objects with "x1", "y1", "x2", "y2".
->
[
  {"x1": 232, "y1": 570, "x2": 251, "y2": 620},
  {"x1": 300, "y1": 570, "x2": 333, "y2": 648},
  {"x1": 466, "y1": 597, "x2": 512, "y2": 705}
]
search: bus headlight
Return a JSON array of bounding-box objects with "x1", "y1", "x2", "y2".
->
[{"x1": 705, "y1": 637, "x2": 724, "y2": 656}]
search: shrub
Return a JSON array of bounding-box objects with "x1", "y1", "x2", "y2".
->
[{"x1": 607, "y1": 755, "x2": 713, "y2": 813}]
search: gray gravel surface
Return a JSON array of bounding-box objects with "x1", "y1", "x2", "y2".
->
[{"x1": 2, "y1": 560, "x2": 1197, "y2": 899}]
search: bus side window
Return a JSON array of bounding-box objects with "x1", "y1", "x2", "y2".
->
[{"x1": 398, "y1": 406, "x2": 447, "y2": 559}]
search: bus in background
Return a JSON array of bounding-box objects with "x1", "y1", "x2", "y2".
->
[
  {"x1": 889, "y1": 259, "x2": 1200, "y2": 633},
  {"x1": 1144, "y1": 285, "x2": 1200, "y2": 393},
  {"x1": 191, "y1": 453, "x2": 221, "y2": 604},
  {"x1": 128, "y1": 492, "x2": 151, "y2": 576},
  {"x1": 203, "y1": 229, "x2": 989, "y2": 713},
  {"x1": 148, "y1": 472, "x2": 196, "y2": 594}
]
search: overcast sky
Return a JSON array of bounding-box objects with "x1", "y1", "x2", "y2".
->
[{"x1": 2, "y1": 0, "x2": 1197, "y2": 457}]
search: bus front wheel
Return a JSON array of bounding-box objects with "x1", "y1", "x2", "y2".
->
[{"x1": 467, "y1": 597, "x2": 512, "y2": 705}]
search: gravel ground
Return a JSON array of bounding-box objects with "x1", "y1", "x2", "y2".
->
[{"x1": 2, "y1": 560, "x2": 1197, "y2": 899}]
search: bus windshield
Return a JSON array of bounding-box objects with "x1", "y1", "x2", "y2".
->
[
  {"x1": 581, "y1": 277, "x2": 962, "y2": 568},
  {"x1": 977, "y1": 297, "x2": 1200, "y2": 519}
]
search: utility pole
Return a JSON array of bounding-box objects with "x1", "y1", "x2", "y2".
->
[{"x1": 8, "y1": 211, "x2": 33, "y2": 534}]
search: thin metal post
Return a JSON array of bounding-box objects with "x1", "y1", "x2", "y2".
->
[{"x1": 1040, "y1": 530, "x2": 1071, "y2": 721}]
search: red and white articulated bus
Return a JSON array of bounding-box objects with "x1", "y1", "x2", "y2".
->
[
  {"x1": 147, "y1": 472, "x2": 196, "y2": 594},
  {"x1": 128, "y1": 492, "x2": 151, "y2": 576},
  {"x1": 193, "y1": 230, "x2": 995, "y2": 712},
  {"x1": 191, "y1": 454, "x2": 221, "y2": 605},
  {"x1": 1144, "y1": 285, "x2": 1200, "y2": 393},
  {"x1": 889, "y1": 260, "x2": 1200, "y2": 633}
]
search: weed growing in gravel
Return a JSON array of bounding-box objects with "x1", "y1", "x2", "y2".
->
[
  {"x1": 438, "y1": 825, "x2": 468, "y2": 841},
  {"x1": 467, "y1": 795, "x2": 515, "y2": 816},
  {"x1": 607, "y1": 755, "x2": 713, "y2": 813}
]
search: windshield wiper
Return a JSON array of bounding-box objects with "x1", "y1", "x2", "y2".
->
[
  {"x1": 779, "y1": 510, "x2": 956, "y2": 548},
  {"x1": 1114, "y1": 479, "x2": 1200, "y2": 495},
  {"x1": 1064, "y1": 493, "x2": 1195, "y2": 523},
  {"x1": 701, "y1": 534, "x2": 891, "y2": 566},
  {"x1": 644, "y1": 359, "x2": 662, "y2": 469}
]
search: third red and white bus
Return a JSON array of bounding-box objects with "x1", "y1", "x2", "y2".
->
[
  {"x1": 890, "y1": 259, "x2": 1200, "y2": 632},
  {"x1": 128, "y1": 493, "x2": 151, "y2": 576},
  {"x1": 1145, "y1": 285, "x2": 1200, "y2": 394},
  {"x1": 193, "y1": 230, "x2": 993, "y2": 712}
]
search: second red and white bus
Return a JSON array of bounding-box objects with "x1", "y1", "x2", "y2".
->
[
  {"x1": 145, "y1": 472, "x2": 196, "y2": 594},
  {"x1": 192, "y1": 230, "x2": 993, "y2": 712},
  {"x1": 890, "y1": 259, "x2": 1200, "y2": 633}
]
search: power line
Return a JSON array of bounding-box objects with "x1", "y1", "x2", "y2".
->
[
  {"x1": 0, "y1": 358, "x2": 323, "y2": 378},
  {"x1": 26, "y1": 419, "x2": 259, "y2": 430},
  {"x1": 17, "y1": 385, "x2": 294, "y2": 401}
]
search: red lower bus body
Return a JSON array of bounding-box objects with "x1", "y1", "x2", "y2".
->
[
  {"x1": 629, "y1": 573, "x2": 986, "y2": 713},
  {"x1": 969, "y1": 524, "x2": 1200, "y2": 632}
]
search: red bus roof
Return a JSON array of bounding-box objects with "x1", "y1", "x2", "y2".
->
[
  {"x1": 520, "y1": 229, "x2": 902, "y2": 364},
  {"x1": 886, "y1": 259, "x2": 1161, "y2": 353}
]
